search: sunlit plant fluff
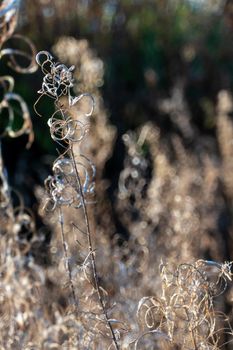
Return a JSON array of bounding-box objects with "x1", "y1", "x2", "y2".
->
[{"x1": 35, "y1": 51, "x2": 95, "y2": 212}]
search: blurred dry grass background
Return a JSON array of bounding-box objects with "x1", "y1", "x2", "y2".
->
[{"x1": 1, "y1": 0, "x2": 233, "y2": 349}]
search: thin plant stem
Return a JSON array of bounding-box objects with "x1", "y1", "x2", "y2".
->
[
  {"x1": 185, "y1": 308, "x2": 198, "y2": 350},
  {"x1": 59, "y1": 206, "x2": 78, "y2": 308},
  {"x1": 69, "y1": 144, "x2": 119, "y2": 350}
]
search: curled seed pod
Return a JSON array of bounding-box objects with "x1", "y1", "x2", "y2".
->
[
  {"x1": 36, "y1": 51, "x2": 94, "y2": 117},
  {"x1": 1, "y1": 34, "x2": 37, "y2": 73},
  {"x1": 45, "y1": 174, "x2": 71, "y2": 207},
  {"x1": 137, "y1": 297, "x2": 164, "y2": 330},
  {"x1": 43, "y1": 155, "x2": 96, "y2": 211},
  {"x1": 36, "y1": 50, "x2": 75, "y2": 100},
  {"x1": 0, "y1": 36, "x2": 37, "y2": 148},
  {"x1": 48, "y1": 110, "x2": 88, "y2": 144},
  {"x1": 65, "y1": 118, "x2": 88, "y2": 143},
  {"x1": 176, "y1": 263, "x2": 207, "y2": 289},
  {"x1": 0, "y1": 92, "x2": 34, "y2": 148},
  {"x1": 35, "y1": 50, "x2": 53, "y2": 70},
  {"x1": 195, "y1": 260, "x2": 233, "y2": 297},
  {"x1": 53, "y1": 157, "x2": 74, "y2": 176},
  {"x1": 47, "y1": 109, "x2": 70, "y2": 142}
]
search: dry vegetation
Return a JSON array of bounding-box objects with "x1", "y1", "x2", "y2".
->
[{"x1": 1, "y1": 1, "x2": 233, "y2": 349}]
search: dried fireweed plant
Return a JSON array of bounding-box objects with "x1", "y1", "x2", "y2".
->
[
  {"x1": 132, "y1": 260, "x2": 233, "y2": 349},
  {"x1": 34, "y1": 50, "x2": 120, "y2": 349},
  {"x1": 0, "y1": 5, "x2": 233, "y2": 349},
  {"x1": 110, "y1": 123, "x2": 233, "y2": 349}
]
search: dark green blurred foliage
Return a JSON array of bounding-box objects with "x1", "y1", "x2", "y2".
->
[{"x1": 17, "y1": 0, "x2": 233, "y2": 142}]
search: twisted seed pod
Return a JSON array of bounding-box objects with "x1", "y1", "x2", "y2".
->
[
  {"x1": 53, "y1": 157, "x2": 74, "y2": 176},
  {"x1": 47, "y1": 109, "x2": 88, "y2": 144},
  {"x1": 0, "y1": 92, "x2": 34, "y2": 148},
  {"x1": 44, "y1": 155, "x2": 95, "y2": 211},
  {"x1": 195, "y1": 260, "x2": 232, "y2": 297},
  {"x1": 36, "y1": 51, "x2": 74, "y2": 99},
  {"x1": 0, "y1": 31, "x2": 36, "y2": 148},
  {"x1": 36, "y1": 51, "x2": 94, "y2": 113},
  {"x1": 1, "y1": 34, "x2": 37, "y2": 73}
]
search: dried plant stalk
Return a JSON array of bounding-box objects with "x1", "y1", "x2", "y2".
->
[{"x1": 35, "y1": 50, "x2": 119, "y2": 349}]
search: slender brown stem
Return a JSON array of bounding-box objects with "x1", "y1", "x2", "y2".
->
[
  {"x1": 59, "y1": 206, "x2": 78, "y2": 308},
  {"x1": 70, "y1": 144, "x2": 119, "y2": 350},
  {"x1": 185, "y1": 308, "x2": 197, "y2": 350}
]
